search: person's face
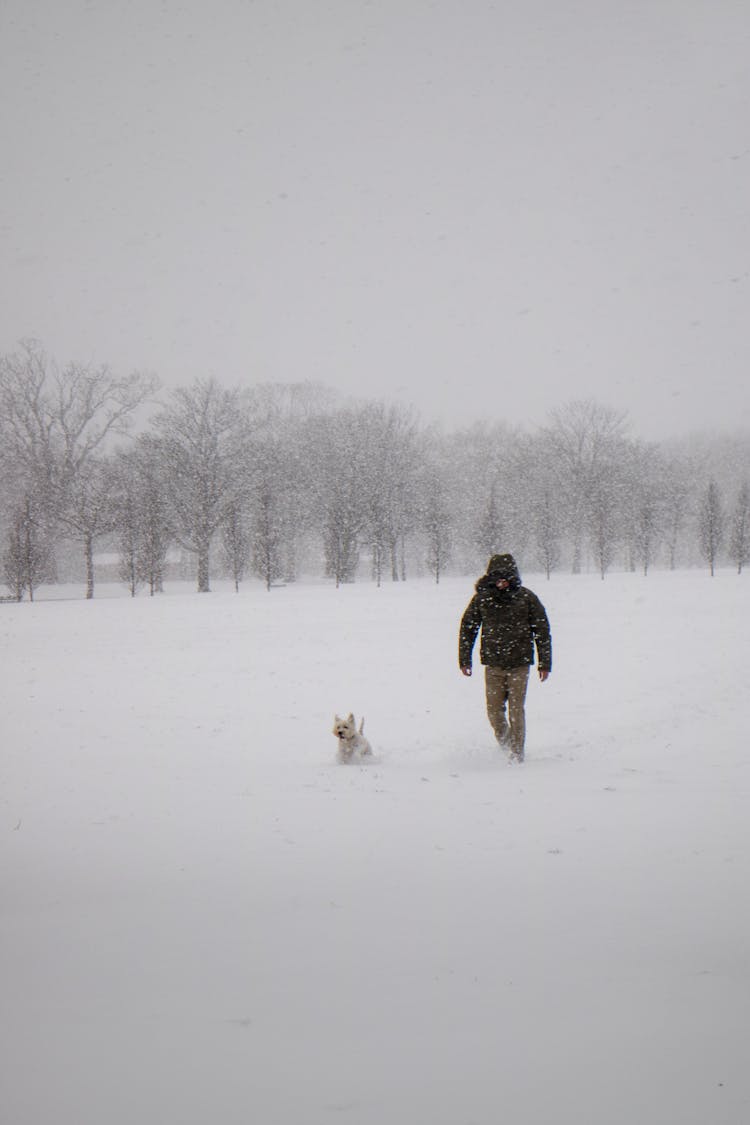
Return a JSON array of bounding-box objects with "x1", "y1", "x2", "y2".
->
[{"x1": 495, "y1": 578, "x2": 510, "y2": 590}]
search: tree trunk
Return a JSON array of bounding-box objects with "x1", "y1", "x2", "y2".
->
[
  {"x1": 572, "y1": 538, "x2": 582, "y2": 574},
  {"x1": 24, "y1": 519, "x2": 35, "y2": 601},
  {"x1": 85, "y1": 533, "x2": 95, "y2": 599},
  {"x1": 197, "y1": 545, "x2": 210, "y2": 592}
]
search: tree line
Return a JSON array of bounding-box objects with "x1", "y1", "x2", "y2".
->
[{"x1": 1, "y1": 340, "x2": 749, "y2": 600}]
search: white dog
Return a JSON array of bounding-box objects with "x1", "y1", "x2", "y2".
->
[{"x1": 332, "y1": 713, "x2": 373, "y2": 762}]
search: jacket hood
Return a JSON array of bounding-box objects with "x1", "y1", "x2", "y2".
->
[
  {"x1": 486, "y1": 553, "x2": 520, "y2": 581},
  {"x1": 476, "y1": 553, "x2": 521, "y2": 592}
]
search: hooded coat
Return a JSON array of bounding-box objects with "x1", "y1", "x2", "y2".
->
[{"x1": 458, "y1": 554, "x2": 552, "y2": 672}]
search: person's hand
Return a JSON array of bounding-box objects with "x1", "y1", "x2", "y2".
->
[
  {"x1": 538, "y1": 669, "x2": 550, "y2": 683},
  {"x1": 461, "y1": 666, "x2": 472, "y2": 677}
]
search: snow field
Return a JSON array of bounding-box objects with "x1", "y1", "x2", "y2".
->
[{"x1": 2, "y1": 571, "x2": 749, "y2": 1124}]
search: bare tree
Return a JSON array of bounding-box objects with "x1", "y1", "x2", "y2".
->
[
  {"x1": 251, "y1": 495, "x2": 281, "y2": 590},
  {"x1": 625, "y1": 443, "x2": 665, "y2": 576},
  {"x1": 476, "y1": 487, "x2": 503, "y2": 561},
  {"x1": 632, "y1": 490, "x2": 661, "y2": 575},
  {"x1": 661, "y1": 454, "x2": 695, "y2": 570},
  {"x1": 155, "y1": 379, "x2": 251, "y2": 592},
  {"x1": 111, "y1": 442, "x2": 173, "y2": 596},
  {"x1": 111, "y1": 452, "x2": 142, "y2": 597},
  {"x1": 698, "y1": 480, "x2": 725, "y2": 576},
  {"x1": 588, "y1": 478, "x2": 620, "y2": 579},
  {"x1": 59, "y1": 457, "x2": 117, "y2": 599},
  {"x1": 243, "y1": 383, "x2": 323, "y2": 585},
  {"x1": 419, "y1": 460, "x2": 452, "y2": 584},
  {"x1": 363, "y1": 404, "x2": 420, "y2": 585},
  {"x1": 1, "y1": 340, "x2": 155, "y2": 492},
  {"x1": 117, "y1": 496, "x2": 142, "y2": 597},
  {"x1": 440, "y1": 420, "x2": 525, "y2": 574},
  {"x1": 246, "y1": 435, "x2": 297, "y2": 592},
  {"x1": 0, "y1": 340, "x2": 156, "y2": 591},
  {"x1": 543, "y1": 400, "x2": 629, "y2": 572},
  {"x1": 323, "y1": 504, "x2": 361, "y2": 587},
  {"x1": 132, "y1": 438, "x2": 174, "y2": 595},
  {"x1": 729, "y1": 481, "x2": 750, "y2": 574},
  {"x1": 424, "y1": 502, "x2": 451, "y2": 583},
  {"x1": 532, "y1": 488, "x2": 561, "y2": 580},
  {"x1": 3, "y1": 494, "x2": 55, "y2": 601},
  {"x1": 222, "y1": 502, "x2": 251, "y2": 592},
  {"x1": 245, "y1": 423, "x2": 300, "y2": 591},
  {"x1": 0, "y1": 341, "x2": 62, "y2": 515},
  {"x1": 306, "y1": 406, "x2": 379, "y2": 587}
]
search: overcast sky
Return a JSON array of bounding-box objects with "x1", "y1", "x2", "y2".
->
[{"x1": 2, "y1": 0, "x2": 749, "y2": 439}]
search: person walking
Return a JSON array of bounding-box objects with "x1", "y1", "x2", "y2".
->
[{"x1": 459, "y1": 553, "x2": 551, "y2": 762}]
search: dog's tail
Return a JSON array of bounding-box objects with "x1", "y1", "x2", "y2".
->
[{"x1": 359, "y1": 717, "x2": 365, "y2": 734}]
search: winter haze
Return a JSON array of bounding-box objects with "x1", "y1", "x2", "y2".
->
[{"x1": 2, "y1": 0, "x2": 749, "y2": 438}]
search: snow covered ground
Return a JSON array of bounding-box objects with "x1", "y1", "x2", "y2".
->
[{"x1": 3, "y1": 570, "x2": 749, "y2": 1124}]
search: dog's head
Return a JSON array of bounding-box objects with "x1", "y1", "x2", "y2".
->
[{"x1": 332, "y1": 713, "x2": 357, "y2": 741}]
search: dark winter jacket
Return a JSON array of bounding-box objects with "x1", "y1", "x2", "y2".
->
[{"x1": 458, "y1": 554, "x2": 552, "y2": 672}]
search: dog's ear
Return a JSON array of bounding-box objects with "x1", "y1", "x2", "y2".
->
[{"x1": 347, "y1": 712, "x2": 354, "y2": 723}]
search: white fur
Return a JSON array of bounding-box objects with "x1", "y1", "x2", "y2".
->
[{"x1": 332, "y1": 713, "x2": 373, "y2": 762}]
